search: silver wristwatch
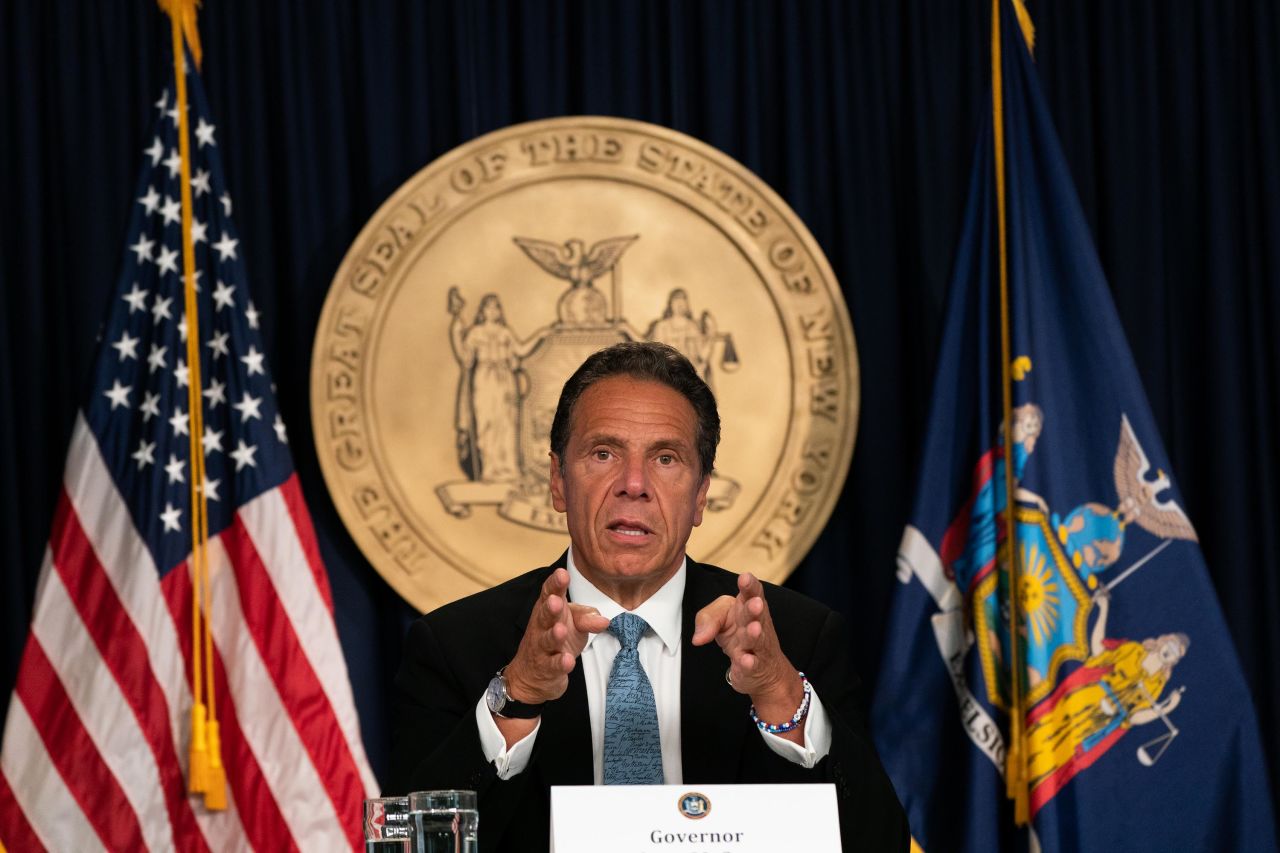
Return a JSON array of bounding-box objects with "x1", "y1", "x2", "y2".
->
[{"x1": 485, "y1": 667, "x2": 544, "y2": 719}]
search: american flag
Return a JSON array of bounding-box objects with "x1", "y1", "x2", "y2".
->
[{"x1": 0, "y1": 51, "x2": 377, "y2": 851}]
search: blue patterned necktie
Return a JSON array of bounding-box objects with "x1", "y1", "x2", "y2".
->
[{"x1": 603, "y1": 612, "x2": 664, "y2": 784}]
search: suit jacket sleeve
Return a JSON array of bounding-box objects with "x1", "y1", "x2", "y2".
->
[
  {"x1": 744, "y1": 592, "x2": 910, "y2": 851},
  {"x1": 388, "y1": 571, "x2": 555, "y2": 850}
]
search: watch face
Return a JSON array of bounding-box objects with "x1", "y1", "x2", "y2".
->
[{"x1": 485, "y1": 675, "x2": 506, "y2": 714}]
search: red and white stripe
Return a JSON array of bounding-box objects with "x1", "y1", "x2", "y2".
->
[{"x1": 0, "y1": 415, "x2": 377, "y2": 851}]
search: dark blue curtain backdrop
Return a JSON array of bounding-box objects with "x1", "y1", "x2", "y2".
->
[{"x1": 3, "y1": 0, "x2": 1277, "y2": 820}]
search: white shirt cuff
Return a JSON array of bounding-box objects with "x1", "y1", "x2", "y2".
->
[
  {"x1": 757, "y1": 683, "x2": 831, "y2": 768},
  {"x1": 475, "y1": 695, "x2": 540, "y2": 779}
]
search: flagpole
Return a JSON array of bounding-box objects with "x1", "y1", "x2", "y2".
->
[{"x1": 991, "y1": 0, "x2": 1031, "y2": 825}]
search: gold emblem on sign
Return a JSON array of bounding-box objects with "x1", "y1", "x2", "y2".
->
[{"x1": 311, "y1": 117, "x2": 859, "y2": 613}]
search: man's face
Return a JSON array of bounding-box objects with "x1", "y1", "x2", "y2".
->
[{"x1": 549, "y1": 376, "x2": 711, "y2": 607}]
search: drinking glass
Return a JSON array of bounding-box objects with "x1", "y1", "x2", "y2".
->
[
  {"x1": 364, "y1": 796, "x2": 411, "y2": 852},
  {"x1": 408, "y1": 789, "x2": 479, "y2": 853}
]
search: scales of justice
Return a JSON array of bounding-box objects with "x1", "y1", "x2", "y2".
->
[{"x1": 435, "y1": 234, "x2": 741, "y2": 533}]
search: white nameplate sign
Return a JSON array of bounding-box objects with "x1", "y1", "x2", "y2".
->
[{"x1": 549, "y1": 783, "x2": 841, "y2": 852}]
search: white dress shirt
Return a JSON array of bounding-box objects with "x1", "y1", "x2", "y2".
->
[{"x1": 475, "y1": 549, "x2": 832, "y2": 781}]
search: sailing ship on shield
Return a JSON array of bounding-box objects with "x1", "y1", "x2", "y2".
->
[{"x1": 435, "y1": 234, "x2": 741, "y2": 532}]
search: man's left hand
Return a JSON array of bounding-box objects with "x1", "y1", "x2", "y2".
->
[{"x1": 691, "y1": 572, "x2": 806, "y2": 742}]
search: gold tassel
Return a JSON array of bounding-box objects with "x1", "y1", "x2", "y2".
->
[
  {"x1": 188, "y1": 702, "x2": 209, "y2": 793},
  {"x1": 203, "y1": 719, "x2": 228, "y2": 810}
]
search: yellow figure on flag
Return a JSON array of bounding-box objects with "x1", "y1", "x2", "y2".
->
[{"x1": 1025, "y1": 588, "x2": 1187, "y2": 791}]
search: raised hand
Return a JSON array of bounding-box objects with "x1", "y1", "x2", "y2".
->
[
  {"x1": 691, "y1": 572, "x2": 805, "y2": 739},
  {"x1": 504, "y1": 568, "x2": 610, "y2": 705}
]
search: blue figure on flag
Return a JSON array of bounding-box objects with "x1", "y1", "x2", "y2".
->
[
  {"x1": 871, "y1": 2, "x2": 1276, "y2": 851},
  {"x1": 940, "y1": 401, "x2": 1044, "y2": 593}
]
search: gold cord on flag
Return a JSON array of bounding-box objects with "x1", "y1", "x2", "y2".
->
[
  {"x1": 158, "y1": 0, "x2": 203, "y2": 70},
  {"x1": 992, "y1": 0, "x2": 1030, "y2": 826},
  {"x1": 162, "y1": 0, "x2": 225, "y2": 810},
  {"x1": 1011, "y1": 0, "x2": 1036, "y2": 55}
]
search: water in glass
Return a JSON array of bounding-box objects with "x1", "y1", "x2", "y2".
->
[{"x1": 407, "y1": 789, "x2": 478, "y2": 853}]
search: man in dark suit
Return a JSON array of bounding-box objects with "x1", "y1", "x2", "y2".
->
[{"x1": 391, "y1": 342, "x2": 907, "y2": 851}]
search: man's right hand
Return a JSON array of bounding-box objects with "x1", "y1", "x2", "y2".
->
[{"x1": 503, "y1": 568, "x2": 609, "y2": 706}]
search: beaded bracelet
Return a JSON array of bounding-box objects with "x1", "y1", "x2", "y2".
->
[{"x1": 749, "y1": 672, "x2": 812, "y2": 734}]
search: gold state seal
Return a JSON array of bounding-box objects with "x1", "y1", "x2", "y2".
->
[{"x1": 311, "y1": 117, "x2": 859, "y2": 613}]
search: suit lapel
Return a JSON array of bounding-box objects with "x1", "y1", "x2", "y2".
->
[{"x1": 680, "y1": 560, "x2": 749, "y2": 783}]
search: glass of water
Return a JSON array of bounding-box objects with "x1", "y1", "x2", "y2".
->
[
  {"x1": 408, "y1": 789, "x2": 478, "y2": 853},
  {"x1": 364, "y1": 796, "x2": 411, "y2": 852}
]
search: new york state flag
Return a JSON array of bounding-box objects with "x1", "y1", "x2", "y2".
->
[{"x1": 871, "y1": 3, "x2": 1277, "y2": 851}]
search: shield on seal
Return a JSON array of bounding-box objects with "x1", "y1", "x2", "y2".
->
[{"x1": 501, "y1": 325, "x2": 627, "y2": 532}]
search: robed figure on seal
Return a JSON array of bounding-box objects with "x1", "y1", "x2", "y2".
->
[{"x1": 447, "y1": 288, "x2": 549, "y2": 483}]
